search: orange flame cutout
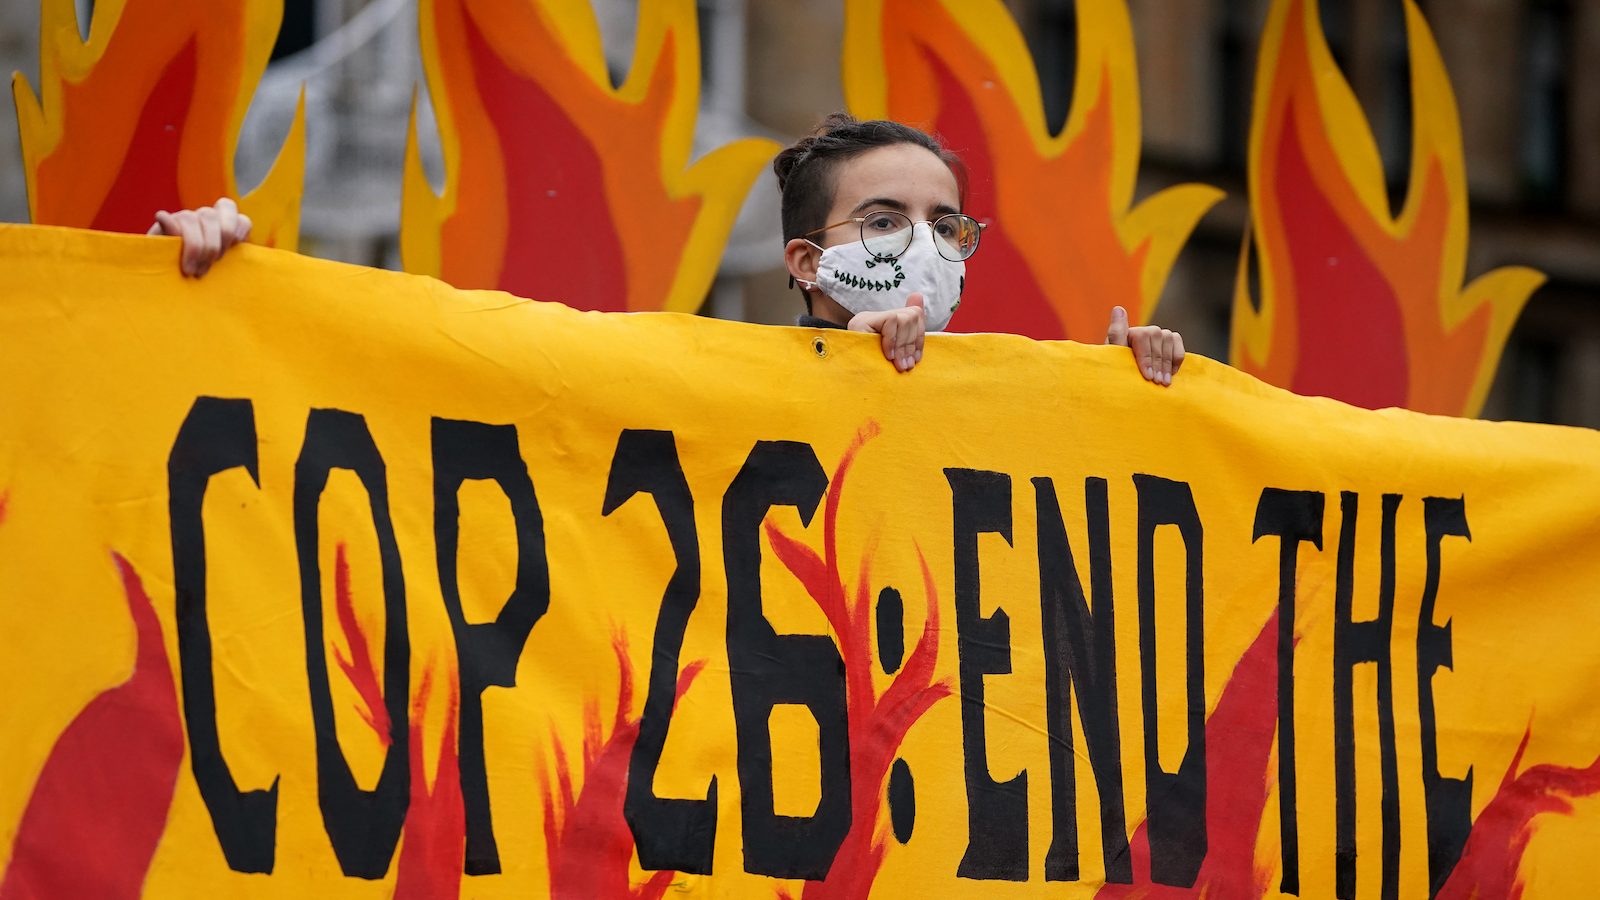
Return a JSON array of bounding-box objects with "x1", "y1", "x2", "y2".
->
[
  {"x1": 11, "y1": 0, "x2": 305, "y2": 245},
  {"x1": 843, "y1": 0, "x2": 1221, "y2": 340},
  {"x1": 538, "y1": 636, "x2": 700, "y2": 899},
  {"x1": 1231, "y1": 0, "x2": 1544, "y2": 416},
  {"x1": 765, "y1": 422, "x2": 952, "y2": 897},
  {"x1": 403, "y1": 0, "x2": 776, "y2": 311}
]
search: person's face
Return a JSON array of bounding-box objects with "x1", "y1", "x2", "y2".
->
[{"x1": 785, "y1": 143, "x2": 961, "y2": 323}]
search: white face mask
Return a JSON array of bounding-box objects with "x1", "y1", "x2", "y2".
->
[{"x1": 800, "y1": 222, "x2": 965, "y2": 332}]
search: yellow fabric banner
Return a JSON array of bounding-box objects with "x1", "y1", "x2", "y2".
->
[{"x1": 3, "y1": 224, "x2": 1599, "y2": 898}]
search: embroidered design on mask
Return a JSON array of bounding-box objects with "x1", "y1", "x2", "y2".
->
[{"x1": 831, "y1": 258, "x2": 906, "y2": 292}]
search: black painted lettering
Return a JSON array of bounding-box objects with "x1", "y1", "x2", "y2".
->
[
  {"x1": 1331, "y1": 493, "x2": 1401, "y2": 900},
  {"x1": 294, "y1": 409, "x2": 410, "y2": 879},
  {"x1": 1034, "y1": 476, "x2": 1129, "y2": 883},
  {"x1": 1252, "y1": 487, "x2": 1325, "y2": 896},
  {"x1": 169, "y1": 397, "x2": 278, "y2": 873},
  {"x1": 724, "y1": 441, "x2": 850, "y2": 879},
  {"x1": 947, "y1": 468, "x2": 1027, "y2": 881},
  {"x1": 604, "y1": 430, "x2": 717, "y2": 875},
  {"x1": 1419, "y1": 496, "x2": 1472, "y2": 895},
  {"x1": 432, "y1": 417, "x2": 550, "y2": 875},
  {"x1": 1134, "y1": 474, "x2": 1205, "y2": 887}
]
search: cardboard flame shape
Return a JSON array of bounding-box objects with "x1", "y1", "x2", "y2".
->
[
  {"x1": 1231, "y1": 0, "x2": 1544, "y2": 416},
  {"x1": 402, "y1": 0, "x2": 776, "y2": 312},
  {"x1": 12, "y1": 0, "x2": 305, "y2": 246},
  {"x1": 842, "y1": 0, "x2": 1222, "y2": 340}
]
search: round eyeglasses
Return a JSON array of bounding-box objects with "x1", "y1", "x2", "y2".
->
[{"x1": 803, "y1": 210, "x2": 986, "y2": 262}]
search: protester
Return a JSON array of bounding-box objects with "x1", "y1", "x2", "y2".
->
[
  {"x1": 148, "y1": 116, "x2": 1183, "y2": 383},
  {"x1": 772, "y1": 113, "x2": 1182, "y2": 381}
]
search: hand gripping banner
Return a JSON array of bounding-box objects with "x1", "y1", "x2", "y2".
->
[{"x1": 2, "y1": 224, "x2": 1598, "y2": 898}]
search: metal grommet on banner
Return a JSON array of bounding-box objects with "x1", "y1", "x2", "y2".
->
[{"x1": 812, "y1": 336, "x2": 829, "y2": 359}]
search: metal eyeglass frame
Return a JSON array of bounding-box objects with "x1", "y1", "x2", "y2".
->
[{"x1": 801, "y1": 210, "x2": 986, "y2": 262}]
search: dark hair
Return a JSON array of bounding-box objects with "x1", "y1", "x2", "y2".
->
[{"x1": 772, "y1": 113, "x2": 966, "y2": 245}]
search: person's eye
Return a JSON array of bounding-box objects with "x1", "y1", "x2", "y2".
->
[
  {"x1": 935, "y1": 220, "x2": 957, "y2": 238},
  {"x1": 865, "y1": 213, "x2": 898, "y2": 231}
]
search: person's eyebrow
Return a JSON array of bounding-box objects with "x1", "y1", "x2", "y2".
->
[
  {"x1": 850, "y1": 196, "x2": 908, "y2": 214},
  {"x1": 932, "y1": 202, "x2": 960, "y2": 216}
]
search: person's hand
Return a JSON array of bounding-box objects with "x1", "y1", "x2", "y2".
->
[
  {"x1": 147, "y1": 197, "x2": 252, "y2": 278},
  {"x1": 1105, "y1": 305, "x2": 1183, "y2": 386},
  {"x1": 848, "y1": 294, "x2": 926, "y2": 372}
]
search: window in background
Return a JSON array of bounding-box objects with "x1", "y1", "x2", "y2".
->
[
  {"x1": 1379, "y1": 0, "x2": 1412, "y2": 215},
  {"x1": 1521, "y1": 0, "x2": 1571, "y2": 211},
  {"x1": 1022, "y1": 0, "x2": 1077, "y2": 138},
  {"x1": 1215, "y1": 0, "x2": 1258, "y2": 172},
  {"x1": 73, "y1": 0, "x2": 93, "y2": 40},
  {"x1": 1318, "y1": 0, "x2": 1353, "y2": 73},
  {"x1": 273, "y1": 0, "x2": 317, "y2": 61}
]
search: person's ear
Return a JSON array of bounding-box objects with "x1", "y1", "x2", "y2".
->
[{"x1": 784, "y1": 238, "x2": 820, "y2": 289}]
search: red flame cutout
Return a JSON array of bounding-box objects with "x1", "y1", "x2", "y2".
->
[
  {"x1": 844, "y1": 0, "x2": 1222, "y2": 340},
  {"x1": 541, "y1": 637, "x2": 703, "y2": 899},
  {"x1": 14, "y1": 0, "x2": 305, "y2": 245},
  {"x1": 0, "y1": 553, "x2": 182, "y2": 899},
  {"x1": 1438, "y1": 728, "x2": 1600, "y2": 899},
  {"x1": 765, "y1": 422, "x2": 952, "y2": 898},
  {"x1": 332, "y1": 542, "x2": 391, "y2": 746},
  {"x1": 394, "y1": 661, "x2": 465, "y2": 900},
  {"x1": 1233, "y1": 0, "x2": 1543, "y2": 416}
]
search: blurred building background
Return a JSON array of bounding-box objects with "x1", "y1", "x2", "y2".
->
[{"x1": 2, "y1": 0, "x2": 1596, "y2": 425}]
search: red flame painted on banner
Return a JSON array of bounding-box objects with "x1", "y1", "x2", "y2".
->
[
  {"x1": 0, "y1": 554, "x2": 182, "y2": 899},
  {"x1": 394, "y1": 660, "x2": 465, "y2": 900},
  {"x1": 1437, "y1": 728, "x2": 1600, "y2": 899},
  {"x1": 331, "y1": 542, "x2": 392, "y2": 746},
  {"x1": 540, "y1": 637, "x2": 702, "y2": 899},
  {"x1": 1095, "y1": 612, "x2": 1280, "y2": 898},
  {"x1": 765, "y1": 423, "x2": 952, "y2": 899}
]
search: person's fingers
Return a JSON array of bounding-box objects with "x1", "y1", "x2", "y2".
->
[
  {"x1": 173, "y1": 210, "x2": 203, "y2": 276},
  {"x1": 147, "y1": 212, "x2": 167, "y2": 237},
  {"x1": 234, "y1": 212, "x2": 253, "y2": 243},
  {"x1": 903, "y1": 312, "x2": 919, "y2": 370},
  {"x1": 1129, "y1": 327, "x2": 1155, "y2": 381},
  {"x1": 1159, "y1": 329, "x2": 1174, "y2": 386},
  {"x1": 215, "y1": 198, "x2": 240, "y2": 249},
  {"x1": 902, "y1": 294, "x2": 926, "y2": 370},
  {"x1": 879, "y1": 316, "x2": 902, "y2": 369},
  {"x1": 196, "y1": 208, "x2": 222, "y2": 277},
  {"x1": 1105, "y1": 305, "x2": 1129, "y2": 346},
  {"x1": 1171, "y1": 332, "x2": 1185, "y2": 378}
]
